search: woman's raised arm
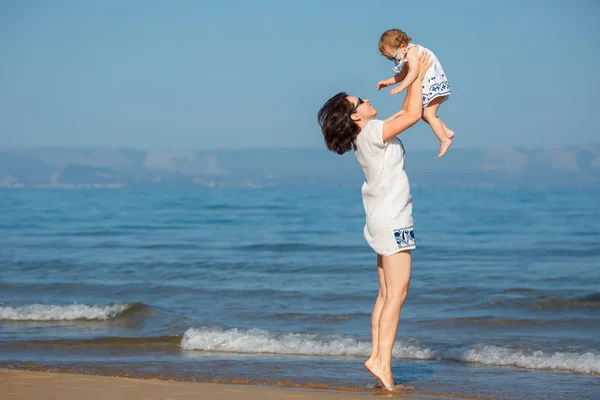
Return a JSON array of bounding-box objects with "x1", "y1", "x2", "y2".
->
[{"x1": 381, "y1": 52, "x2": 432, "y2": 142}]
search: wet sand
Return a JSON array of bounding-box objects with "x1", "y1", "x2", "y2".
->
[{"x1": 0, "y1": 369, "x2": 472, "y2": 399}]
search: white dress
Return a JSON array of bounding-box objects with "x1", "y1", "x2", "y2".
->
[
  {"x1": 393, "y1": 43, "x2": 451, "y2": 107},
  {"x1": 354, "y1": 119, "x2": 416, "y2": 257}
]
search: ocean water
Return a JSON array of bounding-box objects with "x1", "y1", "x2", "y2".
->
[{"x1": 1, "y1": 187, "x2": 599, "y2": 399}]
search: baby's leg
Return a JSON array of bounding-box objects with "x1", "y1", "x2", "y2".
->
[
  {"x1": 440, "y1": 120, "x2": 454, "y2": 139},
  {"x1": 422, "y1": 97, "x2": 452, "y2": 158},
  {"x1": 433, "y1": 96, "x2": 454, "y2": 138}
]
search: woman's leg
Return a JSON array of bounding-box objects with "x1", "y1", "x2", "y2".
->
[
  {"x1": 367, "y1": 250, "x2": 412, "y2": 391},
  {"x1": 422, "y1": 97, "x2": 452, "y2": 158},
  {"x1": 365, "y1": 255, "x2": 385, "y2": 386}
]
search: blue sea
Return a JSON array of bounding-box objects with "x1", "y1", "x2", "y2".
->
[{"x1": 1, "y1": 187, "x2": 599, "y2": 399}]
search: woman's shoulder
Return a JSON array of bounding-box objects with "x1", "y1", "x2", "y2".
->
[
  {"x1": 365, "y1": 119, "x2": 384, "y2": 129},
  {"x1": 356, "y1": 119, "x2": 385, "y2": 148}
]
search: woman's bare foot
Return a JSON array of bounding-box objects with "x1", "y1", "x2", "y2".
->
[
  {"x1": 438, "y1": 139, "x2": 452, "y2": 158},
  {"x1": 364, "y1": 358, "x2": 383, "y2": 388},
  {"x1": 364, "y1": 359, "x2": 395, "y2": 391},
  {"x1": 445, "y1": 129, "x2": 455, "y2": 139}
]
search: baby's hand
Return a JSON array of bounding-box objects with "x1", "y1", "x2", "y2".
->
[
  {"x1": 389, "y1": 86, "x2": 404, "y2": 97},
  {"x1": 376, "y1": 79, "x2": 391, "y2": 90}
]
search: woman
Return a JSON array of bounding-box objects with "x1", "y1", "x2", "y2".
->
[{"x1": 317, "y1": 52, "x2": 432, "y2": 391}]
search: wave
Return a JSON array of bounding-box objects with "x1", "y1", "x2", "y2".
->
[
  {"x1": 477, "y1": 293, "x2": 600, "y2": 312},
  {"x1": 239, "y1": 243, "x2": 364, "y2": 253},
  {"x1": 0, "y1": 302, "x2": 149, "y2": 321},
  {"x1": 417, "y1": 245, "x2": 600, "y2": 260},
  {"x1": 419, "y1": 316, "x2": 600, "y2": 328},
  {"x1": 238, "y1": 312, "x2": 370, "y2": 323},
  {"x1": 180, "y1": 327, "x2": 600, "y2": 374},
  {"x1": 441, "y1": 344, "x2": 599, "y2": 374},
  {"x1": 2, "y1": 335, "x2": 181, "y2": 350},
  {"x1": 531, "y1": 293, "x2": 600, "y2": 310}
]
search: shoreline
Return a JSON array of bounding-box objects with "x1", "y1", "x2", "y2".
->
[{"x1": 0, "y1": 368, "x2": 488, "y2": 400}]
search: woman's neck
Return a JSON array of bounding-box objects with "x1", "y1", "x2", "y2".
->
[{"x1": 356, "y1": 116, "x2": 374, "y2": 131}]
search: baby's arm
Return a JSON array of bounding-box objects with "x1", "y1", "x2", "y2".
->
[
  {"x1": 376, "y1": 67, "x2": 408, "y2": 90},
  {"x1": 390, "y1": 47, "x2": 419, "y2": 96},
  {"x1": 381, "y1": 52, "x2": 432, "y2": 141}
]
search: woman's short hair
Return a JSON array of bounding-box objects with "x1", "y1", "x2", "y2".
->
[{"x1": 317, "y1": 92, "x2": 360, "y2": 155}]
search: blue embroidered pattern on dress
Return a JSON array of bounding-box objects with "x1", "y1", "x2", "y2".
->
[
  {"x1": 423, "y1": 81, "x2": 451, "y2": 105},
  {"x1": 393, "y1": 226, "x2": 416, "y2": 249}
]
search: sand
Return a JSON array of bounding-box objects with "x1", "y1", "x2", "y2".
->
[{"x1": 0, "y1": 369, "x2": 467, "y2": 399}]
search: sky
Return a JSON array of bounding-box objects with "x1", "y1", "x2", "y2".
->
[{"x1": 1, "y1": 0, "x2": 599, "y2": 150}]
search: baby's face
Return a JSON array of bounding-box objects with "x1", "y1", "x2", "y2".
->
[{"x1": 382, "y1": 44, "x2": 401, "y2": 61}]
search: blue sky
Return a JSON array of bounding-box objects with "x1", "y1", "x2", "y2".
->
[{"x1": 1, "y1": 0, "x2": 598, "y2": 150}]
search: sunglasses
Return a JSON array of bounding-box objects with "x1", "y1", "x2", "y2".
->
[
  {"x1": 349, "y1": 98, "x2": 364, "y2": 115},
  {"x1": 386, "y1": 46, "x2": 403, "y2": 61}
]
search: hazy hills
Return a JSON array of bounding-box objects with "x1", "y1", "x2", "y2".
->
[{"x1": 1, "y1": 144, "x2": 599, "y2": 188}]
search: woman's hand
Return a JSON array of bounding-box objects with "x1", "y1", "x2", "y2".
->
[{"x1": 417, "y1": 52, "x2": 433, "y2": 81}]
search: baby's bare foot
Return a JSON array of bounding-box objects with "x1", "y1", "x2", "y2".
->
[{"x1": 438, "y1": 139, "x2": 452, "y2": 158}]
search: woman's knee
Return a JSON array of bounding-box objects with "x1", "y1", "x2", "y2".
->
[{"x1": 387, "y1": 284, "x2": 409, "y2": 304}]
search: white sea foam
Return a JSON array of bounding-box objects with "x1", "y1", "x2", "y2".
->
[
  {"x1": 0, "y1": 303, "x2": 133, "y2": 321},
  {"x1": 181, "y1": 327, "x2": 600, "y2": 374},
  {"x1": 441, "y1": 344, "x2": 600, "y2": 374}
]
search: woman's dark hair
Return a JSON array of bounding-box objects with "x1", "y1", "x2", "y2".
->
[{"x1": 317, "y1": 92, "x2": 360, "y2": 155}]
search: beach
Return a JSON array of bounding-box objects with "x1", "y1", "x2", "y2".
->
[
  {"x1": 0, "y1": 369, "x2": 468, "y2": 400},
  {"x1": 1, "y1": 187, "x2": 599, "y2": 400},
  {"x1": 2, "y1": 0, "x2": 599, "y2": 398}
]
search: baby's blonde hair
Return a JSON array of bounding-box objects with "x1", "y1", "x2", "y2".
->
[{"x1": 378, "y1": 29, "x2": 412, "y2": 55}]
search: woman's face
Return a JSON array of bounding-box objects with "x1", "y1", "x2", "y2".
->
[{"x1": 347, "y1": 96, "x2": 377, "y2": 121}]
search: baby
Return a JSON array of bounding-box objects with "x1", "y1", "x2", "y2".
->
[{"x1": 376, "y1": 29, "x2": 454, "y2": 158}]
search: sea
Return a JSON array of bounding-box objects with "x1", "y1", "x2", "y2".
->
[{"x1": 1, "y1": 187, "x2": 599, "y2": 400}]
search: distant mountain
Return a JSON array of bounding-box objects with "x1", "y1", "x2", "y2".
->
[{"x1": 1, "y1": 145, "x2": 599, "y2": 188}]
